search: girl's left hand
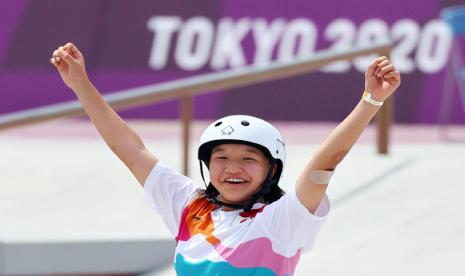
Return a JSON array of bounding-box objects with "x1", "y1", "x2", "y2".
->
[{"x1": 365, "y1": 56, "x2": 401, "y2": 102}]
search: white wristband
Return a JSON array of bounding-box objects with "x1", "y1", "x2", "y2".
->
[{"x1": 362, "y1": 90, "x2": 384, "y2": 106}]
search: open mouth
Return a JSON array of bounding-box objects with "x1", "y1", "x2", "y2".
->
[{"x1": 224, "y1": 178, "x2": 248, "y2": 185}]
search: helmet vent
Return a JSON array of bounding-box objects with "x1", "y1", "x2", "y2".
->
[
  {"x1": 241, "y1": 121, "x2": 250, "y2": 126},
  {"x1": 214, "y1": 121, "x2": 222, "y2": 127}
]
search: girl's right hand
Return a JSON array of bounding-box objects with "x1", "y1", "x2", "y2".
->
[{"x1": 50, "y1": 43, "x2": 90, "y2": 91}]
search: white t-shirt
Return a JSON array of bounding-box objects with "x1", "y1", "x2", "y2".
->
[{"x1": 144, "y1": 162, "x2": 330, "y2": 276}]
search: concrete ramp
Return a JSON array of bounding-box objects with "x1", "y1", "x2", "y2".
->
[{"x1": 0, "y1": 239, "x2": 174, "y2": 275}]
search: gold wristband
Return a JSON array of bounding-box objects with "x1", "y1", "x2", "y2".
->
[{"x1": 362, "y1": 90, "x2": 383, "y2": 106}]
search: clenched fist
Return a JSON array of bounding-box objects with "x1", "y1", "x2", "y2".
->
[
  {"x1": 50, "y1": 42, "x2": 90, "y2": 91},
  {"x1": 365, "y1": 56, "x2": 401, "y2": 102}
]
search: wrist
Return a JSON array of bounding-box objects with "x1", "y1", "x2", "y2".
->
[
  {"x1": 362, "y1": 90, "x2": 384, "y2": 106},
  {"x1": 70, "y1": 77, "x2": 93, "y2": 93}
]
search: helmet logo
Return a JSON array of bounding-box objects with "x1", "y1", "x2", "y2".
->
[
  {"x1": 221, "y1": 126, "x2": 234, "y2": 135},
  {"x1": 276, "y1": 139, "x2": 285, "y2": 155}
]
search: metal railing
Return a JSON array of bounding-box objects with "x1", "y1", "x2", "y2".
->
[{"x1": 0, "y1": 43, "x2": 393, "y2": 175}]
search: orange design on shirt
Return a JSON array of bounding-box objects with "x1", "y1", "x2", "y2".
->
[{"x1": 185, "y1": 197, "x2": 220, "y2": 245}]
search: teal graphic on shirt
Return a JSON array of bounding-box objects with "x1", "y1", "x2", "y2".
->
[{"x1": 175, "y1": 253, "x2": 279, "y2": 276}]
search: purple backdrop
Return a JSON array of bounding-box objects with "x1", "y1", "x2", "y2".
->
[{"x1": 1, "y1": 0, "x2": 464, "y2": 124}]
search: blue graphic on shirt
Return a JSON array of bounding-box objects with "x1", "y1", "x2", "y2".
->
[{"x1": 175, "y1": 253, "x2": 278, "y2": 276}]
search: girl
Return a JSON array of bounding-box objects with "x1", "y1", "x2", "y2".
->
[{"x1": 51, "y1": 43, "x2": 401, "y2": 275}]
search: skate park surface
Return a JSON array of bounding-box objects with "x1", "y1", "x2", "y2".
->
[{"x1": 1, "y1": 119, "x2": 464, "y2": 276}]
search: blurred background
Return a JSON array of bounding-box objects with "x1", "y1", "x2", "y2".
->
[
  {"x1": 1, "y1": 0, "x2": 464, "y2": 123},
  {"x1": 1, "y1": 0, "x2": 464, "y2": 275}
]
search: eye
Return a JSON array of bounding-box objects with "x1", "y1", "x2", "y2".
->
[
  {"x1": 243, "y1": 157, "x2": 256, "y2": 161},
  {"x1": 213, "y1": 156, "x2": 227, "y2": 160}
]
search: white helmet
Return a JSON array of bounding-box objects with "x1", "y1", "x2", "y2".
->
[{"x1": 198, "y1": 115, "x2": 286, "y2": 178}]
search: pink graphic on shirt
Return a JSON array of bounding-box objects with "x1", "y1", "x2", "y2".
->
[
  {"x1": 214, "y1": 237, "x2": 301, "y2": 276},
  {"x1": 176, "y1": 205, "x2": 191, "y2": 243}
]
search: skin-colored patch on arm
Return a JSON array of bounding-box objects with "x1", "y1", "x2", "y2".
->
[{"x1": 310, "y1": 170, "x2": 335, "y2": 185}]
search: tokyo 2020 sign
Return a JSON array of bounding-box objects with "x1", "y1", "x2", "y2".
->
[{"x1": 0, "y1": 0, "x2": 463, "y2": 123}]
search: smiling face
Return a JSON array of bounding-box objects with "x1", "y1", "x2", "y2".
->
[{"x1": 208, "y1": 143, "x2": 272, "y2": 207}]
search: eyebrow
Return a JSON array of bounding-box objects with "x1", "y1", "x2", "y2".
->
[
  {"x1": 243, "y1": 148, "x2": 261, "y2": 155},
  {"x1": 212, "y1": 146, "x2": 261, "y2": 155},
  {"x1": 211, "y1": 147, "x2": 226, "y2": 154}
]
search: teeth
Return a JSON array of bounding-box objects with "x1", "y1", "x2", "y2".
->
[{"x1": 226, "y1": 178, "x2": 245, "y2": 183}]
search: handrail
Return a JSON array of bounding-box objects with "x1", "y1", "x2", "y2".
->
[{"x1": 0, "y1": 43, "x2": 393, "y2": 175}]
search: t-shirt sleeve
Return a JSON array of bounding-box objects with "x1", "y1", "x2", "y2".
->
[
  {"x1": 259, "y1": 186, "x2": 330, "y2": 253},
  {"x1": 143, "y1": 162, "x2": 199, "y2": 237}
]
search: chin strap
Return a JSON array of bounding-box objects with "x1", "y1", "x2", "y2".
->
[{"x1": 199, "y1": 160, "x2": 276, "y2": 212}]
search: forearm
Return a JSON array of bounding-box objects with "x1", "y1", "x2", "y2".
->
[
  {"x1": 312, "y1": 99, "x2": 381, "y2": 169},
  {"x1": 51, "y1": 43, "x2": 158, "y2": 185},
  {"x1": 296, "y1": 56, "x2": 400, "y2": 213},
  {"x1": 73, "y1": 81, "x2": 152, "y2": 167},
  {"x1": 297, "y1": 99, "x2": 381, "y2": 213}
]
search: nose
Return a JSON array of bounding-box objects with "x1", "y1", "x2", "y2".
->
[{"x1": 224, "y1": 161, "x2": 242, "y2": 174}]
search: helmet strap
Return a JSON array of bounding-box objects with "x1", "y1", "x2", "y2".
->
[
  {"x1": 243, "y1": 160, "x2": 276, "y2": 211},
  {"x1": 199, "y1": 160, "x2": 209, "y2": 190}
]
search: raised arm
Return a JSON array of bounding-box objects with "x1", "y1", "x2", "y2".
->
[
  {"x1": 51, "y1": 42, "x2": 158, "y2": 186},
  {"x1": 296, "y1": 56, "x2": 401, "y2": 213}
]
